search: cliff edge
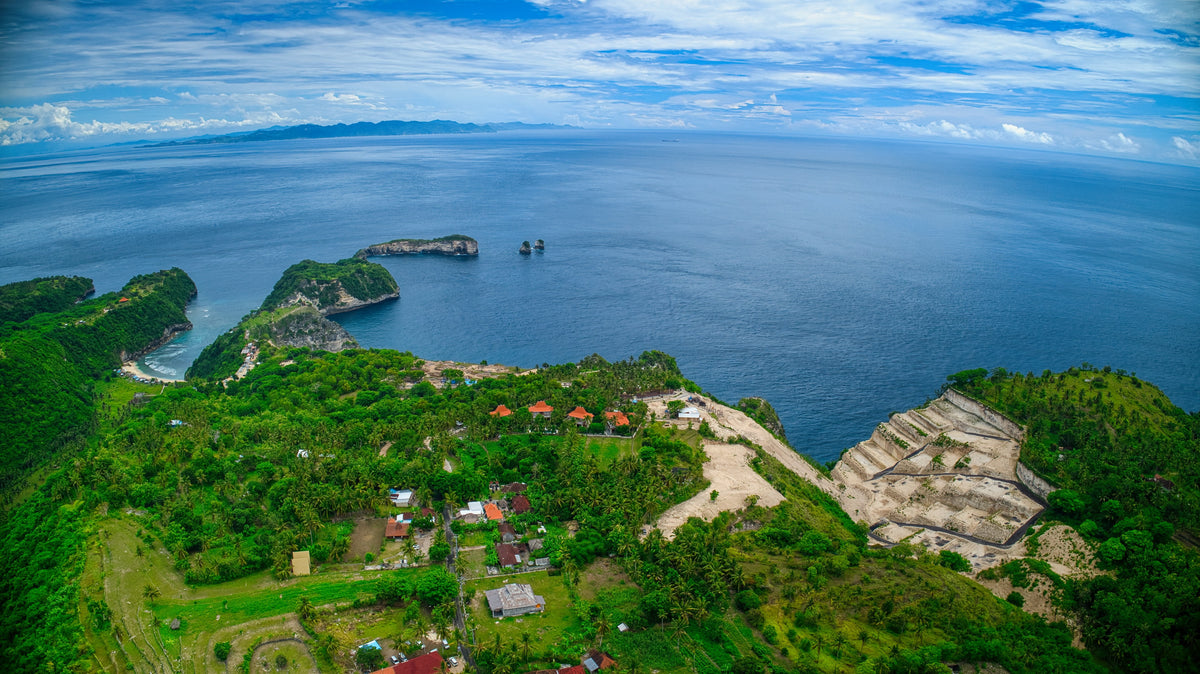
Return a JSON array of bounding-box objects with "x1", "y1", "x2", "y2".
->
[{"x1": 355, "y1": 234, "x2": 478, "y2": 258}]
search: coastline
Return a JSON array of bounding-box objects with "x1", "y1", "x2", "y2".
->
[{"x1": 121, "y1": 359, "x2": 184, "y2": 383}]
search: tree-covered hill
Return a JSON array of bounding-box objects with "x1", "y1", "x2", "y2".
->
[
  {"x1": 0, "y1": 268, "x2": 195, "y2": 489},
  {"x1": 0, "y1": 275, "x2": 94, "y2": 327},
  {"x1": 950, "y1": 366, "x2": 1200, "y2": 672},
  {"x1": 260, "y1": 258, "x2": 398, "y2": 313}
]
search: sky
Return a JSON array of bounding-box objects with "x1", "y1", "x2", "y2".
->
[{"x1": 1, "y1": 0, "x2": 1198, "y2": 162}]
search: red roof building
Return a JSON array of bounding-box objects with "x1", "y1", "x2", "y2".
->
[
  {"x1": 528, "y1": 400, "x2": 554, "y2": 417},
  {"x1": 385, "y1": 519, "x2": 410, "y2": 539},
  {"x1": 370, "y1": 651, "x2": 443, "y2": 674},
  {"x1": 490, "y1": 404, "x2": 513, "y2": 417},
  {"x1": 604, "y1": 411, "x2": 630, "y2": 426},
  {"x1": 484, "y1": 503, "x2": 503, "y2": 521},
  {"x1": 496, "y1": 542, "x2": 520, "y2": 567},
  {"x1": 567, "y1": 406, "x2": 594, "y2": 425},
  {"x1": 118, "y1": 297, "x2": 130, "y2": 303},
  {"x1": 512, "y1": 494, "x2": 532, "y2": 514}
]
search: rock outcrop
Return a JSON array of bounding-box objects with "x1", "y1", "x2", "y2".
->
[
  {"x1": 119, "y1": 322, "x2": 193, "y2": 362},
  {"x1": 267, "y1": 306, "x2": 358, "y2": 352},
  {"x1": 356, "y1": 235, "x2": 478, "y2": 258},
  {"x1": 831, "y1": 394, "x2": 1045, "y2": 566}
]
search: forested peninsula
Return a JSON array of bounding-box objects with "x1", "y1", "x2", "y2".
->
[{"x1": 1, "y1": 260, "x2": 1196, "y2": 674}]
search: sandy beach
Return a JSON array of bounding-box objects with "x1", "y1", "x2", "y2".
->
[{"x1": 120, "y1": 360, "x2": 184, "y2": 383}]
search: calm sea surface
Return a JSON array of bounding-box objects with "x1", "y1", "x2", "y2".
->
[{"x1": 2, "y1": 131, "x2": 1198, "y2": 462}]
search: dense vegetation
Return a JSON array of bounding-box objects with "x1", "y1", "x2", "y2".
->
[
  {"x1": 0, "y1": 275, "x2": 94, "y2": 325},
  {"x1": 0, "y1": 268, "x2": 195, "y2": 488},
  {"x1": 951, "y1": 366, "x2": 1200, "y2": 673},
  {"x1": 3, "y1": 261, "x2": 1187, "y2": 674},
  {"x1": 260, "y1": 258, "x2": 398, "y2": 312}
]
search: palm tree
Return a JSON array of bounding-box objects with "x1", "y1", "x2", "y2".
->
[
  {"x1": 858, "y1": 628, "x2": 870, "y2": 650},
  {"x1": 834, "y1": 633, "x2": 847, "y2": 660},
  {"x1": 142, "y1": 584, "x2": 160, "y2": 600},
  {"x1": 814, "y1": 633, "x2": 824, "y2": 659},
  {"x1": 520, "y1": 631, "x2": 532, "y2": 663},
  {"x1": 298, "y1": 596, "x2": 314, "y2": 621}
]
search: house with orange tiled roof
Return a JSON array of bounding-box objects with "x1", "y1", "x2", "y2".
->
[
  {"x1": 490, "y1": 404, "x2": 513, "y2": 417},
  {"x1": 528, "y1": 400, "x2": 553, "y2": 418},
  {"x1": 385, "y1": 518, "x2": 410, "y2": 540},
  {"x1": 567, "y1": 406, "x2": 593, "y2": 426},
  {"x1": 484, "y1": 502, "x2": 503, "y2": 521},
  {"x1": 604, "y1": 411, "x2": 629, "y2": 427}
]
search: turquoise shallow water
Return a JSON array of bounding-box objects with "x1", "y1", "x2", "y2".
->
[{"x1": 2, "y1": 131, "x2": 1198, "y2": 462}]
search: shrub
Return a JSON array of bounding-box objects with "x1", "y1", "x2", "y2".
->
[
  {"x1": 214, "y1": 642, "x2": 232, "y2": 661},
  {"x1": 734, "y1": 589, "x2": 762, "y2": 611},
  {"x1": 1006, "y1": 591, "x2": 1025, "y2": 608}
]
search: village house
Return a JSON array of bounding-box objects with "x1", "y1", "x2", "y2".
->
[
  {"x1": 291, "y1": 550, "x2": 310, "y2": 576},
  {"x1": 498, "y1": 522, "x2": 517, "y2": 543},
  {"x1": 370, "y1": 651, "x2": 444, "y2": 674},
  {"x1": 567, "y1": 406, "x2": 593, "y2": 426},
  {"x1": 582, "y1": 650, "x2": 618, "y2": 672},
  {"x1": 489, "y1": 404, "x2": 513, "y2": 417},
  {"x1": 389, "y1": 489, "x2": 415, "y2": 507},
  {"x1": 458, "y1": 501, "x2": 485, "y2": 522},
  {"x1": 502, "y1": 481, "x2": 527, "y2": 494},
  {"x1": 385, "y1": 517, "x2": 410, "y2": 540},
  {"x1": 528, "y1": 400, "x2": 554, "y2": 418},
  {"x1": 485, "y1": 583, "x2": 545, "y2": 618},
  {"x1": 484, "y1": 502, "x2": 504, "y2": 522},
  {"x1": 678, "y1": 406, "x2": 701, "y2": 421},
  {"x1": 511, "y1": 494, "x2": 532, "y2": 515},
  {"x1": 604, "y1": 411, "x2": 630, "y2": 429},
  {"x1": 495, "y1": 542, "x2": 520, "y2": 568}
]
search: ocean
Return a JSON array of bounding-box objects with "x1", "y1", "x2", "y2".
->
[{"x1": 2, "y1": 131, "x2": 1198, "y2": 462}]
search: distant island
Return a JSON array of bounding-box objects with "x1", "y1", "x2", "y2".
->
[
  {"x1": 147, "y1": 120, "x2": 571, "y2": 147},
  {"x1": 355, "y1": 234, "x2": 478, "y2": 258}
]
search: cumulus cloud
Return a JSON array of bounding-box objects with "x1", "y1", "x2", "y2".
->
[
  {"x1": 0, "y1": 103, "x2": 291, "y2": 145},
  {"x1": 1002, "y1": 123, "x2": 1055, "y2": 145},
  {"x1": 1097, "y1": 132, "x2": 1140, "y2": 153}
]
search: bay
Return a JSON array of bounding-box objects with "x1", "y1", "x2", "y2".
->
[{"x1": 2, "y1": 131, "x2": 1197, "y2": 462}]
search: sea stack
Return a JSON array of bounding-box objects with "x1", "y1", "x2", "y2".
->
[
  {"x1": 533, "y1": 239, "x2": 545, "y2": 251},
  {"x1": 519, "y1": 241, "x2": 532, "y2": 255}
]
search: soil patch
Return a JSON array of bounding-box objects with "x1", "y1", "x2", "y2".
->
[
  {"x1": 345, "y1": 517, "x2": 387, "y2": 562},
  {"x1": 652, "y1": 441, "x2": 785, "y2": 539}
]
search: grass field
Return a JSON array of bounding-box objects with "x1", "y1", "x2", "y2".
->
[
  {"x1": 465, "y1": 570, "x2": 579, "y2": 665},
  {"x1": 584, "y1": 436, "x2": 636, "y2": 468},
  {"x1": 84, "y1": 515, "x2": 409, "y2": 674}
]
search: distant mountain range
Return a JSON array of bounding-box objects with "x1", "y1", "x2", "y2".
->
[{"x1": 146, "y1": 120, "x2": 571, "y2": 147}]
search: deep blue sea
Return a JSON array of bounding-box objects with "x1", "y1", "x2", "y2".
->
[{"x1": 2, "y1": 131, "x2": 1198, "y2": 462}]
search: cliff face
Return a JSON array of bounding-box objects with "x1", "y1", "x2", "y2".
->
[
  {"x1": 277, "y1": 280, "x2": 399, "y2": 316},
  {"x1": 356, "y1": 235, "x2": 478, "y2": 258},
  {"x1": 267, "y1": 306, "x2": 358, "y2": 352},
  {"x1": 119, "y1": 322, "x2": 193, "y2": 362}
]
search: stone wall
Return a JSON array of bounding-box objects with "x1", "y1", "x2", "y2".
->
[
  {"x1": 944, "y1": 389, "x2": 1024, "y2": 440},
  {"x1": 1016, "y1": 462, "x2": 1055, "y2": 502}
]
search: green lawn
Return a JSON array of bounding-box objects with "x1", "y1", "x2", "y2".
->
[
  {"x1": 465, "y1": 570, "x2": 577, "y2": 659},
  {"x1": 584, "y1": 436, "x2": 636, "y2": 468}
]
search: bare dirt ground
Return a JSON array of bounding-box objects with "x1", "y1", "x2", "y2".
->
[
  {"x1": 420, "y1": 359, "x2": 527, "y2": 383},
  {"x1": 1035, "y1": 524, "x2": 1101, "y2": 578},
  {"x1": 652, "y1": 440, "x2": 786, "y2": 539},
  {"x1": 344, "y1": 517, "x2": 387, "y2": 562}
]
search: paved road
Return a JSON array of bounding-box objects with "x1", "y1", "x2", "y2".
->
[{"x1": 442, "y1": 503, "x2": 477, "y2": 670}]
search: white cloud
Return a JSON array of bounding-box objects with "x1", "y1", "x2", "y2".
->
[
  {"x1": 0, "y1": 103, "x2": 292, "y2": 145},
  {"x1": 1097, "y1": 131, "x2": 1140, "y2": 153},
  {"x1": 1002, "y1": 123, "x2": 1055, "y2": 145},
  {"x1": 1172, "y1": 136, "x2": 1199, "y2": 160}
]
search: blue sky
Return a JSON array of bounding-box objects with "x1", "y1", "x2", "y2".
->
[{"x1": 1, "y1": 0, "x2": 1198, "y2": 162}]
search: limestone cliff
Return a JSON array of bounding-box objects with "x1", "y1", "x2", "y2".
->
[
  {"x1": 267, "y1": 306, "x2": 358, "y2": 352},
  {"x1": 355, "y1": 235, "x2": 478, "y2": 258},
  {"x1": 261, "y1": 258, "x2": 400, "y2": 315}
]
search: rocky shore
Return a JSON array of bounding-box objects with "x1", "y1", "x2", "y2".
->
[{"x1": 355, "y1": 235, "x2": 478, "y2": 258}]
